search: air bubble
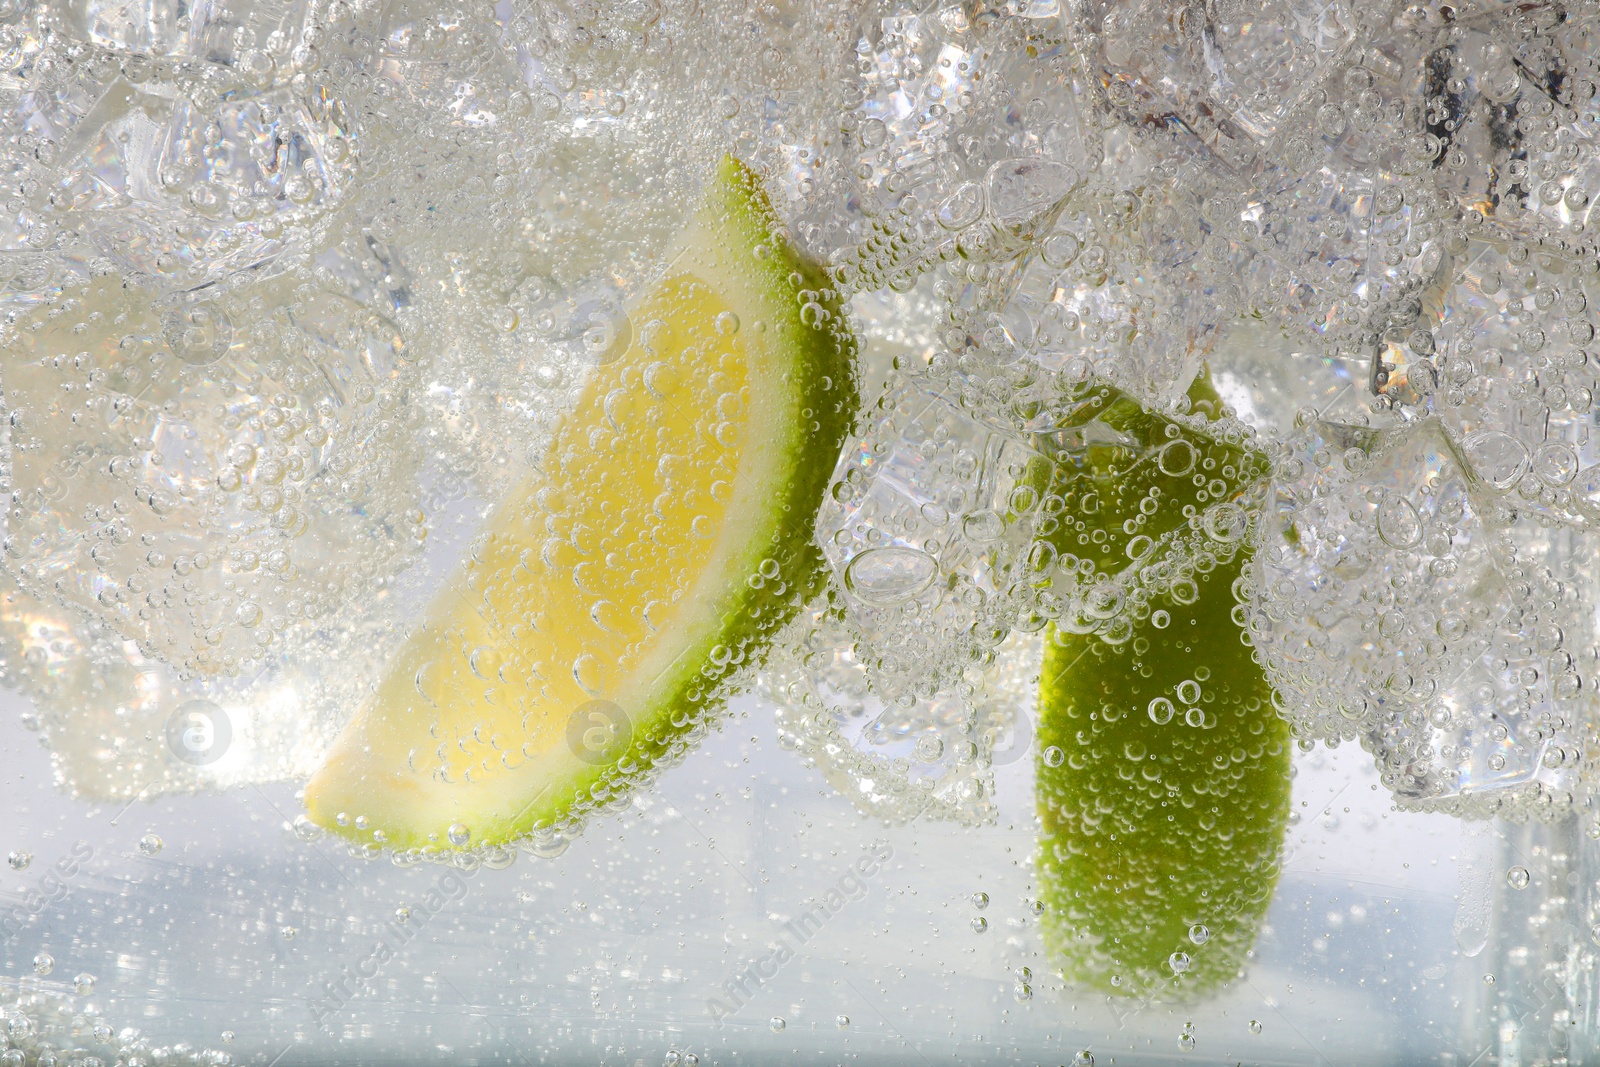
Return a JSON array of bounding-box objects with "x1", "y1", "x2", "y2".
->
[
  {"x1": 1463, "y1": 432, "x2": 1528, "y2": 491},
  {"x1": 1375, "y1": 496, "x2": 1423, "y2": 549},
  {"x1": 1157, "y1": 440, "x2": 1197, "y2": 477},
  {"x1": 845, "y1": 547, "x2": 937, "y2": 606},
  {"x1": 937, "y1": 183, "x2": 984, "y2": 231}
]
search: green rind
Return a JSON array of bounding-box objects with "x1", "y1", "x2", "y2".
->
[
  {"x1": 526, "y1": 157, "x2": 859, "y2": 839},
  {"x1": 1023, "y1": 368, "x2": 1268, "y2": 576},
  {"x1": 1034, "y1": 371, "x2": 1290, "y2": 999},
  {"x1": 336, "y1": 157, "x2": 858, "y2": 851},
  {"x1": 1036, "y1": 554, "x2": 1291, "y2": 1000}
]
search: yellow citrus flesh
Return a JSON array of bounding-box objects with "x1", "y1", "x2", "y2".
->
[{"x1": 304, "y1": 158, "x2": 856, "y2": 850}]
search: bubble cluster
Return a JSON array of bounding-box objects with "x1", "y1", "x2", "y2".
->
[
  {"x1": 773, "y1": 0, "x2": 1600, "y2": 826},
  {"x1": 0, "y1": 976, "x2": 231, "y2": 1067},
  {"x1": 1, "y1": 0, "x2": 1597, "y2": 842}
]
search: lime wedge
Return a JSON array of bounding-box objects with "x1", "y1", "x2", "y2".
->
[
  {"x1": 1027, "y1": 371, "x2": 1268, "y2": 588},
  {"x1": 304, "y1": 157, "x2": 857, "y2": 850},
  {"x1": 1035, "y1": 377, "x2": 1290, "y2": 1000},
  {"x1": 1037, "y1": 551, "x2": 1290, "y2": 998}
]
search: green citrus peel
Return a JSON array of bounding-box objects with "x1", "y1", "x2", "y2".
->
[{"x1": 1035, "y1": 371, "x2": 1291, "y2": 1000}]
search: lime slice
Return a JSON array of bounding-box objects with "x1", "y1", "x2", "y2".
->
[
  {"x1": 1027, "y1": 371, "x2": 1268, "y2": 588},
  {"x1": 1036, "y1": 550, "x2": 1290, "y2": 999},
  {"x1": 304, "y1": 157, "x2": 857, "y2": 850},
  {"x1": 1034, "y1": 378, "x2": 1290, "y2": 1000}
]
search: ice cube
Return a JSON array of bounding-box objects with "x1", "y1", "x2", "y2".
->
[
  {"x1": 1091, "y1": 0, "x2": 1359, "y2": 170},
  {"x1": 0, "y1": 569, "x2": 386, "y2": 800},
  {"x1": 1252, "y1": 418, "x2": 1505, "y2": 740},
  {"x1": 1, "y1": 271, "x2": 422, "y2": 674},
  {"x1": 816, "y1": 377, "x2": 1047, "y2": 702},
  {"x1": 762, "y1": 598, "x2": 1042, "y2": 827},
  {"x1": 1205, "y1": 315, "x2": 1374, "y2": 438},
  {"x1": 1369, "y1": 517, "x2": 1594, "y2": 819},
  {"x1": 75, "y1": 85, "x2": 349, "y2": 283},
  {"x1": 1002, "y1": 185, "x2": 1225, "y2": 404},
  {"x1": 828, "y1": 7, "x2": 1096, "y2": 294},
  {"x1": 1425, "y1": 240, "x2": 1600, "y2": 529},
  {"x1": 69, "y1": 0, "x2": 311, "y2": 64},
  {"x1": 79, "y1": 0, "x2": 194, "y2": 56},
  {"x1": 1252, "y1": 412, "x2": 1598, "y2": 817},
  {"x1": 1427, "y1": 20, "x2": 1600, "y2": 239},
  {"x1": 818, "y1": 371, "x2": 1267, "y2": 700}
]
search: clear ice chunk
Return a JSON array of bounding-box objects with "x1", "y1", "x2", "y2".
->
[
  {"x1": 1252, "y1": 415, "x2": 1596, "y2": 817},
  {"x1": 761, "y1": 602, "x2": 1043, "y2": 827},
  {"x1": 1427, "y1": 19, "x2": 1600, "y2": 238},
  {"x1": 817, "y1": 371, "x2": 1267, "y2": 701},
  {"x1": 1, "y1": 272, "x2": 421, "y2": 674},
  {"x1": 1253, "y1": 418, "x2": 1504, "y2": 738},
  {"x1": 828, "y1": 6, "x2": 1096, "y2": 293},
  {"x1": 816, "y1": 377, "x2": 1048, "y2": 701},
  {"x1": 1204, "y1": 315, "x2": 1374, "y2": 437},
  {"x1": 1091, "y1": 0, "x2": 1359, "y2": 169},
  {"x1": 1423, "y1": 240, "x2": 1600, "y2": 530},
  {"x1": 0, "y1": 568, "x2": 388, "y2": 800}
]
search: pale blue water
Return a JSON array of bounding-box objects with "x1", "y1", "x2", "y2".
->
[{"x1": 0, "y1": 685, "x2": 1526, "y2": 1066}]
